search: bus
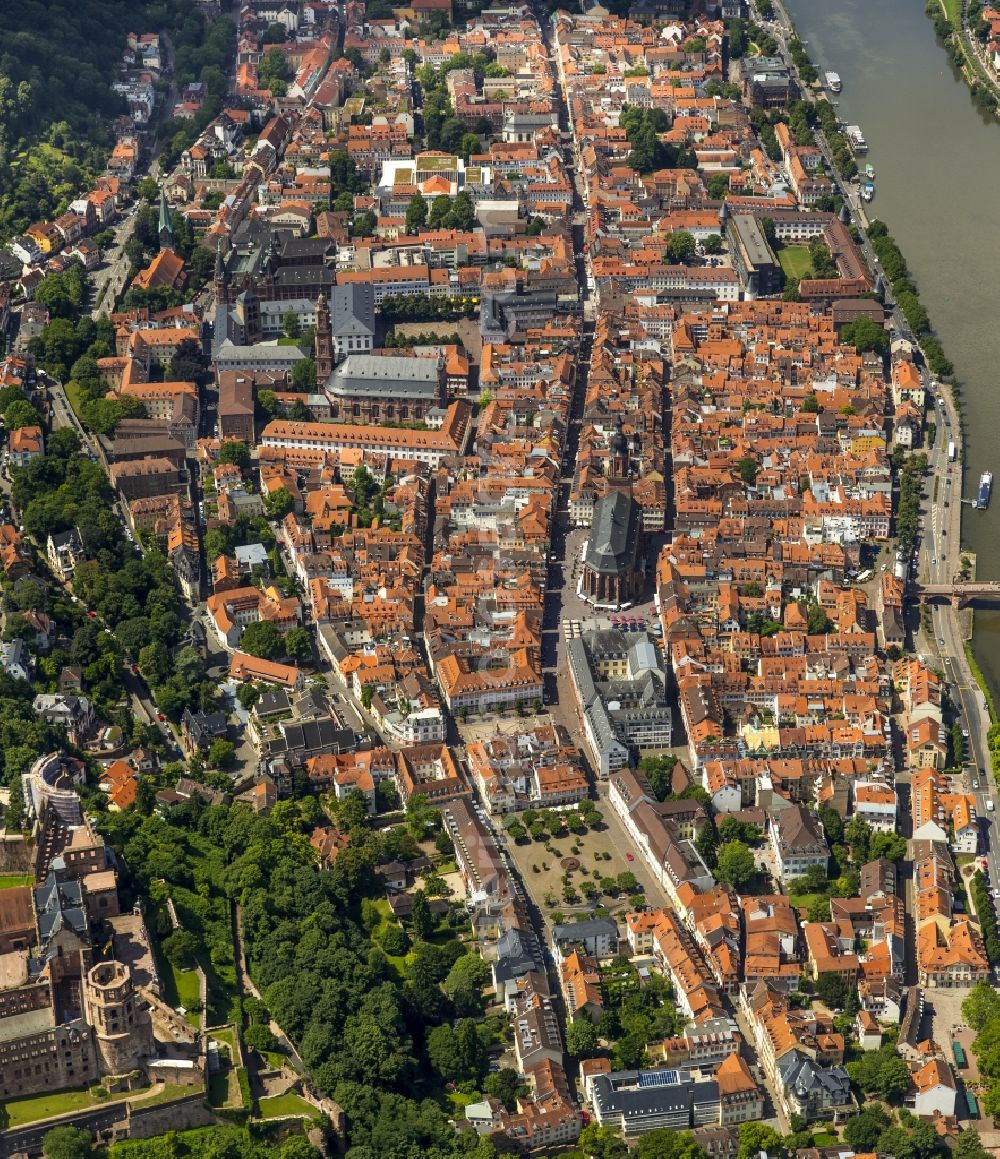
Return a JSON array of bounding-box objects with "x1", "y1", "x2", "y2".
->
[
  {"x1": 966, "y1": 1090, "x2": 978, "y2": 1119},
  {"x1": 948, "y1": 440, "x2": 957, "y2": 462}
]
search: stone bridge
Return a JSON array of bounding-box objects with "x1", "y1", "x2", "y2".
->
[{"x1": 909, "y1": 581, "x2": 1000, "y2": 608}]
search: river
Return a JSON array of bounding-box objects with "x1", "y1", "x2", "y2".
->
[{"x1": 781, "y1": 0, "x2": 1000, "y2": 697}]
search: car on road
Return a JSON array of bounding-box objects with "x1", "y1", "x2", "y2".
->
[
  {"x1": 157, "y1": 713, "x2": 166, "y2": 722},
  {"x1": 626, "y1": 852, "x2": 634, "y2": 862},
  {"x1": 938, "y1": 637, "x2": 946, "y2": 645},
  {"x1": 975, "y1": 779, "x2": 981, "y2": 789}
]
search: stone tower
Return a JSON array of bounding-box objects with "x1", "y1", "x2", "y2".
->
[
  {"x1": 83, "y1": 960, "x2": 154, "y2": 1075},
  {"x1": 315, "y1": 293, "x2": 333, "y2": 384},
  {"x1": 609, "y1": 418, "x2": 630, "y2": 481}
]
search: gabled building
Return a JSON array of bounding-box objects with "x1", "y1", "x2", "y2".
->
[{"x1": 769, "y1": 806, "x2": 829, "y2": 883}]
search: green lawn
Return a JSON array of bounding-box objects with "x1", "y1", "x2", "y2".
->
[
  {"x1": 0, "y1": 1082, "x2": 175, "y2": 1127},
  {"x1": 258, "y1": 1092, "x2": 319, "y2": 1121},
  {"x1": 940, "y1": 0, "x2": 961, "y2": 29},
  {"x1": 0, "y1": 873, "x2": 31, "y2": 889},
  {"x1": 63, "y1": 378, "x2": 84, "y2": 418},
  {"x1": 445, "y1": 1090, "x2": 481, "y2": 1111},
  {"x1": 813, "y1": 1133, "x2": 840, "y2": 1146},
  {"x1": 789, "y1": 891, "x2": 828, "y2": 915},
  {"x1": 3, "y1": 1087, "x2": 104, "y2": 1126},
  {"x1": 777, "y1": 245, "x2": 814, "y2": 281}
]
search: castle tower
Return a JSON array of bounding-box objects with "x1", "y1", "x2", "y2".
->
[
  {"x1": 83, "y1": 960, "x2": 154, "y2": 1075},
  {"x1": 315, "y1": 293, "x2": 333, "y2": 384}
]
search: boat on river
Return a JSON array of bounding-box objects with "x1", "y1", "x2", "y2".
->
[
  {"x1": 825, "y1": 71, "x2": 842, "y2": 92},
  {"x1": 865, "y1": 163, "x2": 875, "y2": 179},
  {"x1": 861, "y1": 182, "x2": 875, "y2": 202},
  {"x1": 845, "y1": 124, "x2": 868, "y2": 153},
  {"x1": 977, "y1": 471, "x2": 993, "y2": 510}
]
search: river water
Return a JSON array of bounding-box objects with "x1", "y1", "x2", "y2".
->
[{"x1": 781, "y1": 0, "x2": 1000, "y2": 695}]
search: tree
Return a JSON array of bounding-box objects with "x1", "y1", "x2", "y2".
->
[
  {"x1": 162, "y1": 927, "x2": 198, "y2": 967},
  {"x1": 578, "y1": 1123, "x2": 630, "y2": 1159},
  {"x1": 665, "y1": 230, "x2": 697, "y2": 264},
  {"x1": 239, "y1": 620, "x2": 283, "y2": 660},
  {"x1": 635, "y1": 1129, "x2": 709, "y2": 1159},
  {"x1": 815, "y1": 971, "x2": 849, "y2": 1010},
  {"x1": 806, "y1": 603, "x2": 832, "y2": 635},
  {"x1": 169, "y1": 337, "x2": 203, "y2": 384},
  {"x1": 283, "y1": 311, "x2": 302, "y2": 339},
  {"x1": 218, "y1": 440, "x2": 251, "y2": 468},
  {"x1": 638, "y1": 754, "x2": 678, "y2": 801},
  {"x1": 844, "y1": 1108, "x2": 892, "y2": 1153},
  {"x1": 737, "y1": 1124, "x2": 787, "y2": 1159},
  {"x1": 443, "y1": 952, "x2": 490, "y2": 1015},
  {"x1": 715, "y1": 840, "x2": 755, "y2": 888},
  {"x1": 42, "y1": 1127, "x2": 94, "y2": 1159},
  {"x1": 352, "y1": 210, "x2": 377, "y2": 237},
  {"x1": 291, "y1": 357, "x2": 316, "y2": 392},
  {"x1": 284, "y1": 626, "x2": 312, "y2": 663},
  {"x1": 264, "y1": 487, "x2": 294, "y2": 520},
  {"x1": 801, "y1": 391, "x2": 819, "y2": 413},
  {"x1": 953, "y1": 1130, "x2": 992, "y2": 1159},
  {"x1": 244, "y1": 1022, "x2": 279, "y2": 1054},
  {"x1": 870, "y1": 830, "x2": 908, "y2": 862},
  {"x1": 410, "y1": 889, "x2": 434, "y2": 940},
  {"x1": 847, "y1": 1046, "x2": 912, "y2": 1102},
  {"x1": 841, "y1": 314, "x2": 888, "y2": 356},
  {"x1": 704, "y1": 233, "x2": 724, "y2": 254},
  {"x1": 567, "y1": 1015, "x2": 599, "y2": 1057},
  {"x1": 426, "y1": 1023, "x2": 465, "y2": 1081},
  {"x1": 3, "y1": 399, "x2": 43, "y2": 431},
  {"x1": 484, "y1": 1067, "x2": 527, "y2": 1112},
  {"x1": 406, "y1": 192, "x2": 428, "y2": 234},
  {"x1": 138, "y1": 640, "x2": 171, "y2": 685},
  {"x1": 236, "y1": 682, "x2": 260, "y2": 710},
  {"x1": 259, "y1": 47, "x2": 291, "y2": 94},
  {"x1": 736, "y1": 456, "x2": 758, "y2": 485},
  {"x1": 208, "y1": 738, "x2": 236, "y2": 769},
  {"x1": 963, "y1": 979, "x2": 1000, "y2": 1030}
]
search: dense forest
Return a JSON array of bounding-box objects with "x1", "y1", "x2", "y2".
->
[{"x1": 99, "y1": 796, "x2": 501, "y2": 1158}]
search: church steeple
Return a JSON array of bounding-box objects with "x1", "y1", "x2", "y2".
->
[
  {"x1": 158, "y1": 186, "x2": 174, "y2": 250},
  {"x1": 315, "y1": 294, "x2": 333, "y2": 384}
]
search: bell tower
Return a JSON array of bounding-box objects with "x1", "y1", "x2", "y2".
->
[{"x1": 315, "y1": 294, "x2": 333, "y2": 384}]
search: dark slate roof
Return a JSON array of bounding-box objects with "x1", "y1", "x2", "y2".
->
[
  {"x1": 34, "y1": 872, "x2": 88, "y2": 946},
  {"x1": 551, "y1": 918, "x2": 618, "y2": 943},
  {"x1": 584, "y1": 490, "x2": 640, "y2": 575},
  {"x1": 327, "y1": 353, "x2": 441, "y2": 400},
  {"x1": 330, "y1": 283, "x2": 375, "y2": 339},
  {"x1": 591, "y1": 1070, "x2": 720, "y2": 1123}
]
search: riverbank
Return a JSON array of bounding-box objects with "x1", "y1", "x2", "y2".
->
[
  {"x1": 771, "y1": 0, "x2": 958, "y2": 399},
  {"x1": 925, "y1": 0, "x2": 1000, "y2": 117}
]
